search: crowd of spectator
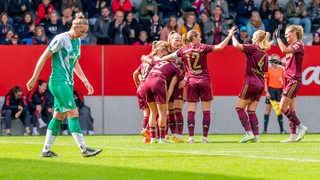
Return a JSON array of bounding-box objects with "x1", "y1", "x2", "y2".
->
[{"x1": 0, "y1": 0, "x2": 319, "y2": 46}]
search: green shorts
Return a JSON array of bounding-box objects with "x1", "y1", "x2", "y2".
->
[{"x1": 49, "y1": 82, "x2": 76, "y2": 113}]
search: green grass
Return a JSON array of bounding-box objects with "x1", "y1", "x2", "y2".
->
[{"x1": 0, "y1": 134, "x2": 320, "y2": 180}]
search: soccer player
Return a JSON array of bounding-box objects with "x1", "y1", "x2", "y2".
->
[
  {"x1": 26, "y1": 12, "x2": 102, "y2": 158},
  {"x1": 133, "y1": 56, "x2": 152, "y2": 143},
  {"x1": 232, "y1": 29, "x2": 272, "y2": 143},
  {"x1": 172, "y1": 60, "x2": 186, "y2": 143},
  {"x1": 143, "y1": 41, "x2": 180, "y2": 144},
  {"x1": 166, "y1": 31, "x2": 185, "y2": 142},
  {"x1": 273, "y1": 25, "x2": 308, "y2": 142},
  {"x1": 161, "y1": 26, "x2": 237, "y2": 143},
  {"x1": 263, "y1": 54, "x2": 286, "y2": 134}
]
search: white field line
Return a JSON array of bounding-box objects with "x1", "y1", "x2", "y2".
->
[{"x1": 1, "y1": 140, "x2": 320, "y2": 163}]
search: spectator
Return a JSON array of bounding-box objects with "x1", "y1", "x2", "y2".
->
[
  {"x1": 160, "y1": 16, "x2": 180, "y2": 41},
  {"x1": 108, "y1": 10, "x2": 131, "y2": 44},
  {"x1": 246, "y1": 11, "x2": 266, "y2": 37},
  {"x1": 0, "y1": 12, "x2": 14, "y2": 42},
  {"x1": 308, "y1": 0, "x2": 320, "y2": 31},
  {"x1": 146, "y1": 13, "x2": 162, "y2": 42},
  {"x1": 236, "y1": 26, "x2": 252, "y2": 44},
  {"x1": 134, "y1": 30, "x2": 150, "y2": 45},
  {"x1": 61, "y1": 6, "x2": 73, "y2": 31},
  {"x1": 87, "y1": 0, "x2": 108, "y2": 26},
  {"x1": 211, "y1": 5, "x2": 229, "y2": 45},
  {"x1": 35, "y1": 0, "x2": 55, "y2": 26},
  {"x1": 11, "y1": 34, "x2": 19, "y2": 45},
  {"x1": 199, "y1": 11, "x2": 214, "y2": 44},
  {"x1": 180, "y1": 11, "x2": 201, "y2": 35},
  {"x1": 32, "y1": 26, "x2": 48, "y2": 44},
  {"x1": 92, "y1": 6, "x2": 112, "y2": 44},
  {"x1": 270, "y1": 9, "x2": 289, "y2": 45},
  {"x1": 286, "y1": 0, "x2": 311, "y2": 33},
  {"x1": 74, "y1": 89, "x2": 95, "y2": 135},
  {"x1": 210, "y1": 0, "x2": 229, "y2": 19},
  {"x1": 259, "y1": 0, "x2": 279, "y2": 33},
  {"x1": 0, "y1": 1, "x2": 9, "y2": 14},
  {"x1": 139, "y1": 0, "x2": 158, "y2": 31},
  {"x1": 44, "y1": 11, "x2": 64, "y2": 42},
  {"x1": 61, "y1": 0, "x2": 82, "y2": 17},
  {"x1": 235, "y1": 0, "x2": 257, "y2": 27},
  {"x1": 111, "y1": 0, "x2": 132, "y2": 15},
  {"x1": 1, "y1": 86, "x2": 31, "y2": 136},
  {"x1": 27, "y1": 79, "x2": 54, "y2": 136},
  {"x1": 309, "y1": 31, "x2": 320, "y2": 45},
  {"x1": 7, "y1": 0, "x2": 32, "y2": 25},
  {"x1": 125, "y1": 11, "x2": 140, "y2": 44},
  {"x1": 159, "y1": 0, "x2": 180, "y2": 26},
  {"x1": 0, "y1": 29, "x2": 14, "y2": 44},
  {"x1": 17, "y1": 12, "x2": 35, "y2": 45}
]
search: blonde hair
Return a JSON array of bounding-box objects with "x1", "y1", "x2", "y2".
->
[
  {"x1": 286, "y1": 25, "x2": 304, "y2": 42},
  {"x1": 253, "y1": 30, "x2": 273, "y2": 50},
  {"x1": 72, "y1": 12, "x2": 88, "y2": 27},
  {"x1": 181, "y1": 30, "x2": 198, "y2": 46},
  {"x1": 151, "y1": 40, "x2": 169, "y2": 55},
  {"x1": 167, "y1": 31, "x2": 181, "y2": 51}
]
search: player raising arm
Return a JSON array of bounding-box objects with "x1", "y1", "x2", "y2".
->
[{"x1": 273, "y1": 25, "x2": 308, "y2": 142}]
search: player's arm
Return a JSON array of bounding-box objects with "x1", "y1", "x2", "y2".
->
[
  {"x1": 232, "y1": 35, "x2": 244, "y2": 51},
  {"x1": 26, "y1": 48, "x2": 52, "y2": 91},
  {"x1": 161, "y1": 52, "x2": 176, "y2": 61},
  {"x1": 277, "y1": 37, "x2": 295, "y2": 54},
  {"x1": 133, "y1": 70, "x2": 140, "y2": 88},
  {"x1": 166, "y1": 76, "x2": 178, "y2": 103},
  {"x1": 213, "y1": 26, "x2": 237, "y2": 52},
  {"x1": 74, "y1": 61, "x2": 94, "y2": 95}
]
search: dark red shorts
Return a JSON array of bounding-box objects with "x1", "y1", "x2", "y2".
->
[
  {"x1": 145, "y1": 77, "x2": 167, "y2": 104},
  {"x1": 239, "y1": 83, "x2": 264, "y2": 101},
  {"x1": 282, "y1": 78, "x2": 301, "y2": 98},
  {"x1": 186, "y1": 77, "x2": 213, "y2": 102}
]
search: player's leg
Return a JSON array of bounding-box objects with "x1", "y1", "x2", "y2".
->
[
  {"x1": 147, "y1": 102, "x2": 158, "y2": 143},
  {"x1": 158, "y1": 103, "x2": 173, "y2": 144},
  {"x1": 173, "y1": 99, "x2": 185, "y2": 143},
  {"x1": 187, "y1": 102, "x2": 197, "y2": 143},
  {"x1": 201, "y1": 101, "x2": 211, "y2": 143},
  {"x1": 236, "y1": 98, "x2": 254, "y2": 143},
  {"x1": 166, "y1": 102, "x2": 176, "y2": 139},
  {"x1": 247, "y1": 101, "x2": 259, "y2": 142},
  {"x1": 67, "y1": 108, "x2": 102, "y2": 157},
  {"x1": 41, "y1": 111, "x2": 65, "y2": 158},
  {"x1": 289, "y1": 98, "x2": 307, "y2": 142},
  {"x1": 264, "y1": 98, "x2": 271, "y2": 134}
]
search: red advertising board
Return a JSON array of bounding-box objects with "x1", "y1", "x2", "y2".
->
[{"x1": 0, "y1": 45, "x2": 319, "y2": 96}]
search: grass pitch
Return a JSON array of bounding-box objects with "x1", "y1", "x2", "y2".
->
[{"x1": 0, "y1": 134, "x2": 319, "y2": 180}]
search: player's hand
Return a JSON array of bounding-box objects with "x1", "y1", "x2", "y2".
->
[
  {"x1": 84, "y1": 81, "x2": 94, "y2": 95},
  {"x1": 275, "y1": 25, "x2": 281, "y2": 39},
  {"x1": 26, "y1": 77, "x2": 37, "y2": 91},
  {"x1": 228, "y1": 26, "x2": 237, "y2": 36},
  {"x1": 178, "y1": 79, "x2": 186, "y2": 89},
  {"x1": 269, "y1": 59, "x2": 282, "y2": 65}
]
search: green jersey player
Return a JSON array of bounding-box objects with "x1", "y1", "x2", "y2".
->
[{"x1": 27, "y1": 12, "x2": 102, "y2": 158}]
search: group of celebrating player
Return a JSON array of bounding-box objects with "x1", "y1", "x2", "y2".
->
[{"x1": 133, "y1": 24, "x2": 308, "y2": 144}]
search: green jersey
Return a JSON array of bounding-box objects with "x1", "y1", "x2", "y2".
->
[{"x1": 48, "y1": 32, "x2": 81, "y2": 85}]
